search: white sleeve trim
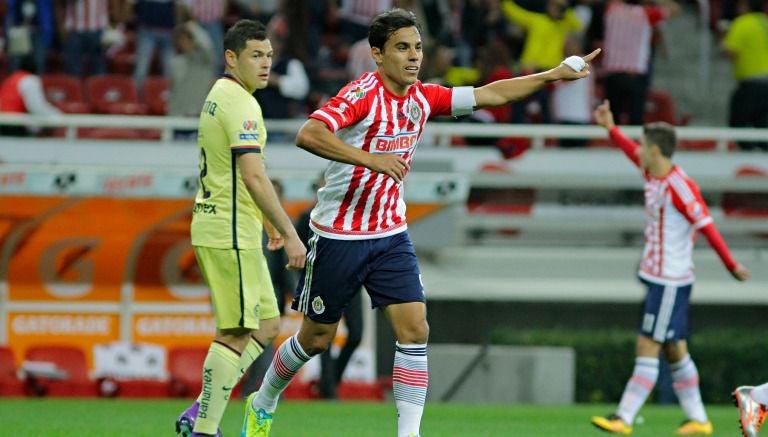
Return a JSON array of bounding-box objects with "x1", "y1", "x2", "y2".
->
[
  {"x1": 314, "y1": 109, "x2": 340, "y2": 132},
  {"x1": 19, "y1": 76, "x2": 61, "y2": 116},
  {"x1": 451, "y1": 86, "x2": 476, "y2": 117}
]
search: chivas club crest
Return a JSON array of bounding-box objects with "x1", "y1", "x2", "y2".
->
[
  {"x1": 409, "y1": 101, "x2": 422, "y2": 123},
  {"x1": 312, "y1": 296, "x2": 326, "y2": 314}
]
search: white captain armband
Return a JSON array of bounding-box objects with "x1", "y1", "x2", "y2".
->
[{"x1": 451, "y1": 86, "x2": 476, "y2": 117}]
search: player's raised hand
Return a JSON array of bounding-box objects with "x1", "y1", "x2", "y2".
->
[
  {"x1": 555, "y1": 48, "x2": 601, "y2": 81},
  {"x1": 731, "y1": 263, "x2": 751, "y2": 281},
  {"x1": 367, "y1": 153, "x2": 409, "y2": 183},
  {"x1": 283, "y1": 234, "x2": 307, "y2": 270},
  {"x1": 593, "y1": 100, "x2": 616, "y2": 129}
]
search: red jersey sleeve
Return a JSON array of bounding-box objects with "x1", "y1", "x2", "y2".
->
[
  {"x1": 668, "y1": 172, "x2": 713, "y2": 229},
  {"x1": 700, "y1": 223, "x2": 738, "y2": 271},
  {"x1": 309, "y1": 80, "x2": 371, "y2": 132},
  {"x1": 608, "y1": 126, "x2": 641, "y2": 168},
  {"x1": 421, "y1": 83, "x2": 453, "y2": 118},
  {"x1": 668, "y1": 171, "x2": 737, "y2": 271}
]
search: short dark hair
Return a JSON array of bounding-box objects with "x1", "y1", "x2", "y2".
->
[
  {"x1": 644, "y1": 122, "x2": 677, "y2": 158},
  {"x1": 224, "y1": 19, "x2": 267, "y2": 56},
  {"x1": 368, "y1": 8, "x2": 420, "y2": 51}
]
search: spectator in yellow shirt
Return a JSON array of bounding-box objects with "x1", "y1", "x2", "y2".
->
[
  {"x1": 502, "y1": 0, "x2": 582, "y2": 123},
  {"x1": 721, "y1": 0, "x2": 768, "y2": 150}
]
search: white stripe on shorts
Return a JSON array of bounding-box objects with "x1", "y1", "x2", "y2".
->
[
  {"x1": 653, "y1": 284, "x2": 677, "y2": 342},
  {"x1": 298, "y1": 233, "x2": 320, "y2": 314}
]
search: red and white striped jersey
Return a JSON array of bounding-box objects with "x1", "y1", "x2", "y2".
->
[
  {"x1": 639, "y1": 166, "x2": 713, "y2": 285},
  {"x1": 609, "y1": 127, "x2": 738, "y2": 285},
  {"x1": 63, "y1": 0, "x2": 110, "y2": 32},
  {"x1": 181, "y1": 0, "x2": 227, "y2": 24},
  {"x1": 308, "y1": 71, "x2": 474, "y2": 240},
  {"x1": 602, "y1": 2, "x2": 668, "y2": 74}
]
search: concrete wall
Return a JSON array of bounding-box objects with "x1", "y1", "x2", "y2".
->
[{"x1": 426, "y1": 344, "x2": 575, "y2": 405}]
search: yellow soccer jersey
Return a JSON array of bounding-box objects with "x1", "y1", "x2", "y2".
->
[{"x1": 191, "y1": 76, "x2": 267, "y2": 249}]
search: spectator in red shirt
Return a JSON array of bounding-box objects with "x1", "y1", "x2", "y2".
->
[
  {"x1": 600, "y1": 0, "x2": 678, "y2": 125},
  {"x1": 0, "y1": 56, "x2": 61, "y2": 136}
]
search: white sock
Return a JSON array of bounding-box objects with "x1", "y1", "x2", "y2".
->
[
  {"x1": 671, "y1": 355, "x2": 707, "y2": 423},
  {"x1": 616, "y1": 357, "x2": 659, "y2": 424},
  {"x1": 252, "y1": 335, "x2": 310, "y2": 413},
  {"x1": 752, "y1": 383, "x2": 768, "y2": 405},
  {"x1": 393, "y1": 342, "x2": 428, "y2": 437}
]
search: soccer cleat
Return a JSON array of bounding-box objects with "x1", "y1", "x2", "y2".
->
[
  {"x1": 734, "y1": 386, "x2": 768, "y2": 437},
  {"x1": 591, "y1": 414, "x2": 633, "y2": 434},
  {"x1": 241, "y1": 391, "x2": 273, "y2": 437},
  {"x1": 175, "y1": 401, "x2": 222, "y2": 437},
  {"x1": 675, "y1": 419, "x2": 713, "y2": 435}
]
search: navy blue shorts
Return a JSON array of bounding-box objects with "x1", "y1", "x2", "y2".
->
[
  {"x1": 292, "y1": 231, "x2": 425, "y2": 324},
  {"x1": 639, "y1": 279, "x2": 693, "y2": 343}
]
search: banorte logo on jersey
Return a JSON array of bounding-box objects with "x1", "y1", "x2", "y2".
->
[{"x1": 372, "y1": 132, "x2": 418, "y2": 153}]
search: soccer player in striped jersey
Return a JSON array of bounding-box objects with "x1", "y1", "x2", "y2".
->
[
  {"x1": 590, "y1": 100, "x2": 751, "y2": 435},
  {"x1": 174, "y1": 20, "x2": 306, "y2": 437},
  {"x1": 242, "y1": 8, "x2": 599, "y2": 437}
]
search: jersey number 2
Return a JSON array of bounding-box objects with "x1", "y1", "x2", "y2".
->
[{"x1": 199, "y1": 148, "x2": 211, "y2": 199}]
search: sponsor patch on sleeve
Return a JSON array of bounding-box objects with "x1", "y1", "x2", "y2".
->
[{"x1": 687, "y1": 201, "x2": 703, "y2": 218}]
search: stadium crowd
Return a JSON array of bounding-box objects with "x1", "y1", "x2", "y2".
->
[{"x1": 0, "y1": 0, "x2": 766, "y2": 152}]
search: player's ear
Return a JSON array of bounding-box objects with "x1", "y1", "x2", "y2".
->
[
  {"x1": 224, "y1": 48, "x2": 237, "y2": 69},
  {"x1": 371, "y1": 47, "x2": 383, "y2": 65}
]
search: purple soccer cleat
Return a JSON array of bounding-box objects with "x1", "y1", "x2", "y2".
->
[{"x1": 175, "y1": 402, "x2": 222, "y2": 437}]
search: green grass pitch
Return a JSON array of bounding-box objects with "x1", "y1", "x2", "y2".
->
[{"x1": 0, "y1": 398, "x2": 743, "y2": 436}]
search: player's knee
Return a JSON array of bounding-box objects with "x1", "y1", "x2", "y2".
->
[
  {"x1": 261, "y1": 321, "x2": 280, "y2": 343},
  {"x1": 301, "y1": 336, "x2": 333, "y2": 356},
  {"x1": 398, "y1": 320, "x2": 429, "y2": 344},
  {"x1": 297, "y1": 327, "x2": 335, "y2": 357}
]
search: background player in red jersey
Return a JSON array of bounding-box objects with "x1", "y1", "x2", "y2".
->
[
  {"x1": 590, "y1": 100, "x2": 750, "y2": 436},
  {"x1": 241, "y1": 8, "x2": 599, "y2": 437}
]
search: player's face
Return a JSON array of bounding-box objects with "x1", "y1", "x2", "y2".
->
[
  {"x1": 230, "y1": 39, "x2": 273, "y2": 93},
  {"x1": 374, "y1": 26, "x2": 423, "y2": 95},
  {"x1": 638, "y1": 136, "x2": 658, "y2": 170}
]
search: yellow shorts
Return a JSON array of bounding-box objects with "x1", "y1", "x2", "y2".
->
[{"x1": 193, "y1": 246, "x2": 279, "y2": 330}]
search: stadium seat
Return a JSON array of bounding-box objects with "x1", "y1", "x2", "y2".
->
[
  {"x1": 85, "y1": 74, "x2": 149, "y2": 115},
  {"x1": 143, "y1": 76, "x2": 169, "y2": 115},
  {"x1": 106, "y1": 30, "x2": 136, "y2": 75},
  {"x1": 41, "y1": 74, "x2": 91, "y2": 113},
  {"x1": 644, "y1": 89, "x2": 691, "y2": 126},
  {"x1": 24, "y1": 345, "x2": 99, "y2": 397},
  {"x1": 0, "y1": 346, "x2": 25, "y2": 397},
  {"x1": 168, "y1": 347, "x2": 208, "y2": 397},
  {"x1": 92, "y1": 341, "x2": 169, "y2": 398}
]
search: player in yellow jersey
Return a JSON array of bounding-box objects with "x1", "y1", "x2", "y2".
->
[{"x1": 175, "y1": 19, "x2": 306, "y2": 437}]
